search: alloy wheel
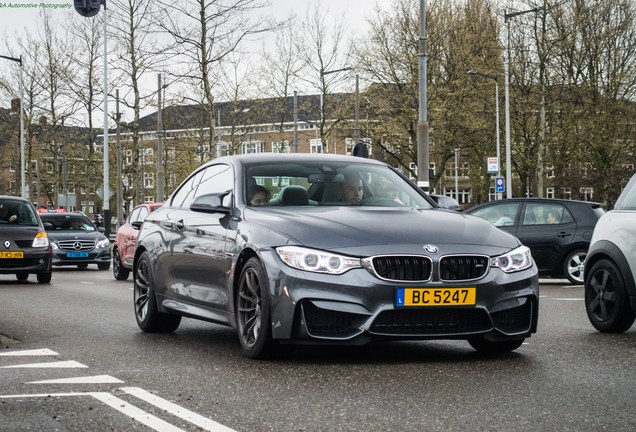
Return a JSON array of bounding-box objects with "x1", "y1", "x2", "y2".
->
[
  {"x1": 238, "y1": 267, "x2": 262, "y2": 348},
  {"x1": 587, "y1": 267, "x2": 616, "y2": 322},
  {"x1": 134, "y1": 259, "x2": 150, "y2": 322}
]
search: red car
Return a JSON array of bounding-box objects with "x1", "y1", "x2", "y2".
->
[{"x1": 112, "y1": 202, "x2": 163, "y2": 280}]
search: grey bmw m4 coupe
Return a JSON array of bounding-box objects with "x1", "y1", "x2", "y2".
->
[{"x1": 133, "y1": 154, "x2": 539, "y2": 358}]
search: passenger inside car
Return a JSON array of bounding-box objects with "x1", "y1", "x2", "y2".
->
[{"x1": 248, "y1": 185, "x2": 270, "y2": 206}]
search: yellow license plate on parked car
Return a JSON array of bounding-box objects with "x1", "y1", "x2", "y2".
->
[
  {"x1": 0, "y1": 251, "x2": 24, "y2": 259},
  {"x1": 395, "y1": 287, "x2": 476, "y2": 307}
]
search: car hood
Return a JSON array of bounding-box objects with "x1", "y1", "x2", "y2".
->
[
  {"x1": 45, "y1": 230, "x2": 107, "y2": 242},
  {"x1": 0, "y1": 225, "x2": 44, "y2": 242},
  {"x1": 244, "y1": 207, "x2": 520, "y2": 256}
]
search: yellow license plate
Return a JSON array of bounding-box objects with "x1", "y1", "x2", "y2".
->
[
  {"x1": 395, "y1": 287, "x2": 476, "y2": 307},
  {"x1": 0, "y1": 251, "x2": 24, "y2": 259}
]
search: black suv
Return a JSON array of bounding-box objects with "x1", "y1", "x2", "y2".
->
[{"x1": 466, "y1": 198, "x2": 605, "y2": 284}]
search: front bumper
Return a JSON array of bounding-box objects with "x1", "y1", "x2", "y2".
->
[
  {"x1": 51, "y1": 247, "x2": 111, "y2": 266},
  {"x1": 0, "y1": 249, "x2": 51, "y2": 275},
  {"x1": 261, "y1": 251, "x2": 539, "y2": 344}
]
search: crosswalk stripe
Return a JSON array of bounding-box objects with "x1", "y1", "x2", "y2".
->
[
  {"x1": 1, "y1": 360, "x2": 88, "y2": 369},
  {"x1": 0, "y1": 349, "x2": 58, "y2": 356},
  {"x1": 27, "y1": 375, "x2": 124, "y2": 384}
]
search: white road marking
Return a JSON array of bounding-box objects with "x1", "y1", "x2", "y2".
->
[
  {"x1": 0, "y1": 349, "x2": 58, "y2": 356},
  {"x1": 27, "y1": 375, "x2": 124, "y2": 384},
  {"x1": 552, "y1": 298, "x2": 584, "y2": 301},
  {"x1": 80, "y1": 281, "x2": 94, "y2": 285},
  {"x1": 122, "y1": 387, "x2": 237, "y2": 432},
  {"x1": 0, "y1": 392, "x2": 185, "y2": 432},
  {"x1": 91, "y1": 392, "x2": 186, "y2": 432},
  {"x1": 1, "y1": 360, "x2": 88, "y2": 369}
]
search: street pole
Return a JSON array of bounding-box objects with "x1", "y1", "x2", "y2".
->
[
  {"x1": 417, "y1": 0, "x2": 430, "y2": 191},
  {"x1": 354, "y1": 74, "x2": 360, "y2": 146},
  {"x1": 504, "y1": 7, "x2": 542, "y2": 199},
  {"x1": 116, "y1": 89, "x2": 122, "y2": 228},
  {"x1": 102, "y1": 2, "x2": 110, "y2": 236},
  {"x1": 320, "y1": 66, "x2": 352, "y2": 153},
  {"x1": 156, "y1": 73, "x2": 164, "y2": 202},
  {"x1": 0, "y1": 54, "x2": 26, "y2": 198},
  {"x1": 293, "y1": 90, "x2": 298, "y2": 153}
]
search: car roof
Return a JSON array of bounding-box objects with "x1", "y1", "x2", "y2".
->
[
  {"x1": 206, "y1": 153, "x2": 388, "y2": 168},
  {"x1": 0, "y1": 195, "x2": 31, "y2": 203}
]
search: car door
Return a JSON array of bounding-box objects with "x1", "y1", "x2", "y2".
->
[
  {"x1": 123, "y1": 206, "x2": 148, "y2": 267},
  {"x1": 514, "y1": 202, "x2": 575, "y2": 273},
  {"x1": 169, "y1": 164, "x2": 234, "y2": 314}
]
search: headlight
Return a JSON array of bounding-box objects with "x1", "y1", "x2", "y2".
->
[
  {"x1": 51, "y1": 242, "x2": 59, "y2": 250},
  {"x1": 32, "y1": 231, "x2": 49, "y2": 248},
  {"x1": 96, "y1": 238, "x2": 110, "y2": 249},
  {"x1": 276, "y1": 246, "x2": 361, "y2": 275},
  {"x1": 491, "y1": 245, "x2": 533, "y2": 273}
]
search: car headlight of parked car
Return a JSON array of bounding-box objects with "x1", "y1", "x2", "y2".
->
[
  {"x1": 96, "y1": 238, "x2": 110, "y2": 249},
  {"x1": 32, "y1": 231, "x2": 49, "y2": 248},
  {"x1": 276, "y1": 246, "x2": 361, "y2": 275},
  {"x1": 491, "y1": 245, "x2": 533, "y2": 273}
]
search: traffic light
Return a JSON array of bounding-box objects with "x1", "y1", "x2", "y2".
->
[{"x1": 74, "y1": 0, "x2": 103, "y2": 18}]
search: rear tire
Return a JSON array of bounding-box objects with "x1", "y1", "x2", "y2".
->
[
  {"x1": 37, "y1": 271, "x2": 52, "y2": 284},
  {"x1": 112, "y1": 247, "x2": 130, "y2": 280},
  {"x1": 16, "y1": 273, "x2": 28, "y2": 281},
  {"x1": 77, "y1": 263, "x2": 88, "y2": 270},
  {"x1": 585, "y1": 258, "x2": 636, "y2": 333},
  {"x1": 468, "y1": 336, "x2": 525, "y2": 354},
  {"x1": 134, "y1": 251, "x2": 181, "y2": 332}
]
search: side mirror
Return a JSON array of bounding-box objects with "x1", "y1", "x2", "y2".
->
[
  {"x1": 190, "y1": 192, "x2": 232, "y2": 214},
  {"x1": 43, "y1": 222, "x2": 53, "y2": 230},
  {"x1": 131, "y1": 221, "x2": 143, "y2": 230},
  {"x1": 97, "y1": 226, "x2": 106, "y2": 233}
]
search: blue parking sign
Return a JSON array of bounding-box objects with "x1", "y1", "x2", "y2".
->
[{"x1": 495, "y1": 177, "x2": 505, "y2": 193}]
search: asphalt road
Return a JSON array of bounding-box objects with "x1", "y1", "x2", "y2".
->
[{"x1": 0, "y1": 268, "x2": 634, "y2": 432}]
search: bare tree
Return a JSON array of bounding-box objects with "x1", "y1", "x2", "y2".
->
[
  {"x1": 296, "y1": 0, "x2": 352, "y2": 150},
  {"x1": 156, "y1": 0, "x2": 275, "y2": 160}
]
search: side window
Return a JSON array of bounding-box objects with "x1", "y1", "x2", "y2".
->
[
  {"x1": 137, "y1": 206, "x2": 149, "y2": 223},
  {"x1": 128, "y1": 207, "x2": 142, "y2": 224},
  {"x1": 170, "y1": 169, "x2": 206, "y2": 208},
  {"x1": 194, "y1": 164, "x2": 234, "y2": 206},
  {"x1": 471, "y1": 203, "x2": 520, "y2": 226},
  {"x1": 524, "y1": 203, "x2": 572, "y2": 225}
]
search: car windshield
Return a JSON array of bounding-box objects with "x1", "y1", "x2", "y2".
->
[
  {"x1": 0, "y1": 199, "x2": 39, "y2": 226},
  {"x1": 41, "y1": 214, "x2": 96, "y2": 232},
  {"x1": 245, "y1": 161, "x2": 433, "y2": 208}
]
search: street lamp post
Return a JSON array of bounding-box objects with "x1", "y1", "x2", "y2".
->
[
  {"x1": 468, "y1": 70, "x2": 501, "y2": 200},
  {"x1": 319, "y1": 66, "x2": 352, "y2": 153},
  {"x1": 0, "y1": 54, "x2": 25, "y2": 199},
  {"x1": 504, "y1": 7, "x2": 542, "y2": 199}
]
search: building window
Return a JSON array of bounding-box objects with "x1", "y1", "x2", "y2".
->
[
  {"x1": 46, "y1": 161, "x2": 54, "y2": 173},
  {"x1": 409, "y1": 162, "x2": 417, "y2": 181},
  {"x1": 80, "y1": 201, "x2": 95, "y2": 214},
  {"x1": 444, "y1": 188, "x2": 471, "y2": 205},
  {"x1": 9, "y1": 164, "x2": 15, "y2": 173},
  {"x1": 67, "y1": 183, "x2": 76, "y2": 193},
  {"x1": 144, "y1": 196, "x2": 155, "y2": 203},
  {"x1": 546, "y1": 187, "x2": 555, "y2": 199},
  {"x1": 546, "y1": 163, "x2": 554, "y2": 178},
  {"x1": 242, "y1": 141, "x2": 263, "y2": 154},
  {"x1": 579, "y1": 187, "x2": 594, "y2": 201},
  {"x1": 125, "y1": 150, "x2": 133, "y2": 166},
  {"x1": 310, "y1": 139, "x2": 323, "y2": 154},
  {"x1": 144, "y1": 172, "x2": 154, "y2": 188},
  {"x1": 272, "y1": 141, "x2": 290, "y2": 153},
  {"x1": 562, "y1": 187, "x2": 571, "y2": 199}
]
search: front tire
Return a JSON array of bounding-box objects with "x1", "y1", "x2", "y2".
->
[
  {"x1": 112, "y1": 247, "x2": 130, "y2": 280},
  {"x1": 16, "y1": 273, "x2": 28, "y2": 281},
  {"x1": 564, "y1": 249, "x2": 586, "y2": 285},
  {"x1": 37, "y1": 271, "x2": 52, "y2": 284},
  {"x1": 98, "y1": 261, "x2": 111, "y2": 271},
  {"x1": 236, "y1": 257, "x2": 274, "y2": 359},
  {"x1": 134, "y1": 251, "x2": 181, "y2": 333},
  {"x1": 585, "y1": 258, "x2": 636, "y2": 333},
  {"x1": 77, "y1": 263, "x2": 88, "y2": 270},
  {"x1": 468, "y1": 336, "x2": 525, "y2": 354}
]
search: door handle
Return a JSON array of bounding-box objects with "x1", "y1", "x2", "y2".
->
[
  {"x1": 173, "y1": 220, "x2": 185, "y2": 231},
  {"x1": 557, "y1": 232, "x2": 571, "y2": 238}
]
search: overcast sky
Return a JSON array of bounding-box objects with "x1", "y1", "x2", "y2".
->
[{"x1": 0, "y1": 0, "x2": 392, "y2": 119}]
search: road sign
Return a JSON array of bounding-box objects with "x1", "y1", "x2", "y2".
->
[
  {"x1": 95, "y1": 184, "x2": 114, "y2": 201},
  {"x1": 495, "y1": 177, "x2": 505, "y2": 193},
  {"x1": 487, "y1": 157, "x2": 499, "y2": 174}
]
